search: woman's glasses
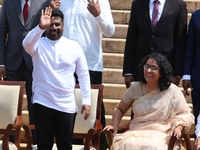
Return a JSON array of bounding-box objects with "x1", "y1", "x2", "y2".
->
[{"x1": 143, "y1": 64, "x2": 159, "y2": 72}]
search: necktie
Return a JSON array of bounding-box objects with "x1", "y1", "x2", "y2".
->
[
  {"x1": 23, "y1": 0, "x2": 29, "y2": 23},
  {"x1": 152, "y1": 0, "x2": 159, "y2": 29}
]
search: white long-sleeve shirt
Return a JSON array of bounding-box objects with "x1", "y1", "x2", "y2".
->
[
  {"x1": 60, "y1": 0, "x2": 115, "y2": 72},
  {"x1": 23, "y1": 25, "x2": 91, "y2": 113}
]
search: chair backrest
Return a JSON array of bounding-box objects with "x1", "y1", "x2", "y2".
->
[
  {"x1": 73, "y1": 84, "x2": 103, "y2": 150},
  {"x1": 74, "y1": 84, "x2": 103, "y2": 133},
  {"x1": 0, "y1": 81, "x2": 25, "y2": 149}
]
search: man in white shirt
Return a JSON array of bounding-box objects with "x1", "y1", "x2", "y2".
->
[
  {"x1": 23, "y1": 7, "x2": 91, "y2": 149},
  {"x1": 50, "y1": 0, "x2": 115, "y2": 149}
]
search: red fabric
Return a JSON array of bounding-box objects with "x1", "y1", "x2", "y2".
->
[{"x1": 23, "y1": 0, "x2": 29, "y2": 23}]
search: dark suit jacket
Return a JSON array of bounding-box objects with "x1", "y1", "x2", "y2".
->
[
  {"x1": 123, "y1": 0, "x2": 187, "y2": 80},
  {"x1": 183, "y1": 10, "x2": 200, "y2": 89},
  {"x1": 0, "y1": 0, "x2": 51, "y2": 71}
]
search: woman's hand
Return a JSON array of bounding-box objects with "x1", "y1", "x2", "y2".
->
[
  {"x1": 102, "y1": 125, "x2": 117, "y2": 136},
  {"x1": 172, "y1": 125, "x2": 184, "y2": 139}
]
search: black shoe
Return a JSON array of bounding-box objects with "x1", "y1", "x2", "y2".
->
[{"x1": 9, "y1": 135, "x2": 15, "y2": 143}]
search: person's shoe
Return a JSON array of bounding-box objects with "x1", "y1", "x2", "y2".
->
[{"x1": 9, "y1": 135, "x2": 15, "y2": 143}]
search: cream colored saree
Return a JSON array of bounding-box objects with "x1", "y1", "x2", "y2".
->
[{"x1": 111, "y1": 82, "x2": 194, "y2": 150}]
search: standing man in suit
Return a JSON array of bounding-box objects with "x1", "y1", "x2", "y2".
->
[
  {"x1": 50, "y1": 0, "x2": 115, "y2": 149},
  {"x1": 123, "y1": 0, "x2": 187, "y2": 88},
  {"x1": 0, "y1": 0, "x2": 51, "y2": 144},
  {"x1": 182, "y1": 9, "x2": 200, "y2": 125}
]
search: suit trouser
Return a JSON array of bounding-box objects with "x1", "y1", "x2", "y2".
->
[
  {"x1": 33, "y1": 103, "x2": 76, "y2": 150},
  {"x1": 74, "y1": 70, "x2": 108, "y2": 150},
  {"x1": 5, "y1": 59, "x2": 36, "y2": 142},
  {"x1": 191, "y1": 88, "x2": 200, "y2": 125}
]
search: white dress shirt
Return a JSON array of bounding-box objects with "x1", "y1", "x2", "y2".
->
[
  {"x1": 182, "y1": 75, "x2": 190, "y2": 80},
  {"x1": 21, "y1": 0, "x2": 31, "y2": 10},
  {"x1": 149, "y1": 0, "x2": 166, "y2": 21},
  {"x1": 23, "y1": 25, "x2": 91, "y2": 113},
  {"x1": 60, "y1": 0, "x2": 115, "y2": 72}
]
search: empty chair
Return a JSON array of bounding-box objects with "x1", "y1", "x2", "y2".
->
[{"x1": 0, "y1": 81, "x2": 25, "y2": 150}]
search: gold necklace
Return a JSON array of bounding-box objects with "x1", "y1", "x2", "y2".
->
[{"x1": 146, "y1": 84, "x2": 159, "y2": 92}]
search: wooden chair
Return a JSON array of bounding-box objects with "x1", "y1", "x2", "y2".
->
[
  {"x1": 104, "y1": 112, "x2": 193, "y2": 150},
  {"x1": 0, "y1": 81, "x2": 25, "y2": 150},
  {"x1": 168, "y1": 133, "x2": 192, "y2": 150},
  {"x1": 23, "y1": 84, "x2": 104, "y2": 150}
]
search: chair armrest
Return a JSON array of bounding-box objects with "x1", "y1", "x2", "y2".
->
[
  {"x1": 2, "y1": 124, "x2": 14, "y2": 150},
  {"x1": 23, "y1": 124, "x2": 35, "y2": 150},
  {"x1": 13, "y1": 116, "x2": 22, "y2": 128},
  {"x1": 93, "y1": 120, "x2": 102, "y2": 133},
  {"x1": 168, "y1": 133, "x2": 192, "y2": 150},
  {"x1": 181, "y1": 133, "x2": 192, "y2": 150},
  {"x1": 2, "y1": 116, "x2": 23, "y2": 150},
  {"x1": 104, "y1": 130, "x2": 113, "y2": 149},
  {"x1": 104, "y1": 123, "x2": 130, "y2": 149},
  {"x1": 83, "y1": 120, "x2": 102, "y2": 150}
]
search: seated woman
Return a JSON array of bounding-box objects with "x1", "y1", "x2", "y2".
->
[{"x1": 103, "y1": 53, "x2": 194, "y2": 150}]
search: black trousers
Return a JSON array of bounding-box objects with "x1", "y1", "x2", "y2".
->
[
  {"x1": 33, "y1": 103, "x2": 76, "y2": 150},
  {"x1": 5, "y1": 59, "x2": 37, "y2": 143},
  {"x1": 191, "y1": 88, "x2": 200, "y2": 125},
  {"x1": 74, "y1": 70, "x2": 108, "y2": 150}
]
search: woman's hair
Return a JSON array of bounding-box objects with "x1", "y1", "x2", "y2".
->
[{"x1": 138, "y1": 53, "x2": 172, "y2": 91}]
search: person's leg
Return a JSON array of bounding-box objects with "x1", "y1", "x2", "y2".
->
[
  {"x1": 89, "y1": 71, "x2": 108, "y2": 150},
  {"x1": 33, "y1": 103, "x2": 55, "y2": 150},
  {"x1": 55, "y1": 111, "x2": 76, "y2": 150},
  {"x1": 191, "y1": 88, "x2": 200, "y2": 125}
]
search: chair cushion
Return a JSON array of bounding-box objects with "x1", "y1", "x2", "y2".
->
[
  {"x1": 0, "y1": 140, "x2": 18, "y2": 150},
  {"x1": 0, "y1": 85, "x2": 20, "y2": 128},
  {"x1": 74, "y1": 89, "x2": 98, "y2": 133}
]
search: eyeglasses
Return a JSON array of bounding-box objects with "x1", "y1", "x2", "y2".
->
[{"x1": 143, "y1": 64, "x2": 159, "y2": 72}]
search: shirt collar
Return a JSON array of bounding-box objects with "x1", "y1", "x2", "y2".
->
[{"x1": 150, "y1": 0, "x2": 165, "y2": 4}]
